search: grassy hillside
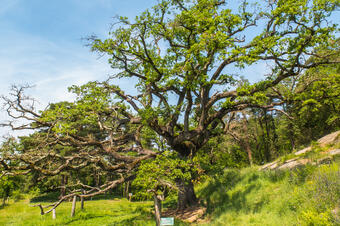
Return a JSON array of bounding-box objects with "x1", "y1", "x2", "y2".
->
[
  {"x1": 197, "y1": 161, "x2": 340, "y2": 225},
  {"x1": 194, "y1": 131, "x2": 340, "y2": 226}
]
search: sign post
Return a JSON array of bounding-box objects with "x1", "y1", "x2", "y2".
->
[{"x1": 160, "y1": 217, "x2": 174, "y2": 226}]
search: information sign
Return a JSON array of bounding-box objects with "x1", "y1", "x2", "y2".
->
[{"x1": 160, "y1": 217, "x2": 174, "y2": 225}]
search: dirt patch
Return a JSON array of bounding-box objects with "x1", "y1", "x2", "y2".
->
[{"x1": 162, "y1": 206, "x2": 207, "y2": 223}]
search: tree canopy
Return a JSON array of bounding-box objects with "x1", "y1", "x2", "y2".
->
[{"x1": 90, "y1": 0, "x2": 339, "y2": 157}]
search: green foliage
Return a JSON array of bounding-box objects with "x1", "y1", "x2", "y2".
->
[
  {"x1": 89, "y1": 0, "x2": 339, "y2": 161},
  {"x1": 196, "y1": 136, "x2": 249, "y2": 174},
  {"x1": 294, "y1": 64, "x2": 340, "y2": 139},
  {"x1": 134, "y1": 151, "x2": 198, "y2": 199},
  {"x1": 300, "y1": 210, "x2": 335, "y2": 226},
  {"x1": 11, "y1": 190, "x2": 24, "y2": 202},
  {"x1": 273, "y1": 46, "x2": 340, "y2": 151},
  {"x1": 0, "y1": 138, "x2": 25, "y2": 202},
  {"x1": 1, "y1": 0, "x2": 340, "y2": 220},
  {"x1": 0, "y1": 176, "x2": 21, "y2": 201}
]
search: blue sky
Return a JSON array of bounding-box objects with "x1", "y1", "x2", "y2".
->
[
  {"x1": 0, "y1": 0, "x2": 159, "y2": 137},
  {"x1": 0, "y1": 0, "x2": 158, "y2": 102}
]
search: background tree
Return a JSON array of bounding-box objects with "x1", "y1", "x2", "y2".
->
[{"x1": 0, "y1": 138, "x2": 25, "y2": 206}]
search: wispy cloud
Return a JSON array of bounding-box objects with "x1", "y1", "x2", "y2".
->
[{"x1": 0, "y1": 30, "x2": 114, "y2": 137}]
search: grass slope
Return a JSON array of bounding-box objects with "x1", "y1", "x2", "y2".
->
[{"x1": 197, "y1": 161, "x2": 340, "y2": 225}]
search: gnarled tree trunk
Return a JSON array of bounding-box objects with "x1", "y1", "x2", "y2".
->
[
  {"x1": 176, "y1": 179, "x2": 197, "y2": 210},
  {"x1": 172, "y1": 144, "x2": 199, "y2": 210}
]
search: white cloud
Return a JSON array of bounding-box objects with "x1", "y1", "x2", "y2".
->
[{"x1": 0, "y1": 30, "x2": 113, "y2": 137}]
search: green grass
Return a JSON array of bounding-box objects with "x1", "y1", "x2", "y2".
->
[
  {"x1": 1, "y1": 162, "x2": 339, "y2": 225},
  {"x1": 0, "y1": 198, "x2": 155, "y2": 226},
  {"x1": 196, "y1": 161, "x2": 340, "y2": 226},
  {"x1": 0, "y1": 197, "x2": 190, "y2": 226}
]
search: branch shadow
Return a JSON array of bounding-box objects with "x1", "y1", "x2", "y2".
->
[{"x1": 197, "y1": 169, "x2": 263, "y2": 219}]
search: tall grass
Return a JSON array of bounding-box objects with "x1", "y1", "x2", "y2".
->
[{"x1": 197, "y1": 161, "x2": 340, "y2": 225}]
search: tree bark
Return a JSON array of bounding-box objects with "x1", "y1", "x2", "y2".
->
[
  {"x1": 80, "y1": 197, "x2": 84, "y2": 210},
  {"x1": 176, "y1": 179, "x2": 198, "y2": 210},
  {"x1": 264, "y1": 111, "x2": 272, "y2": 162},
  {"x1": 125, "y1": 181, "x2": 130, "y2": 199},
  {"x1": 154, "y1": 194, "x2": 162, "y2": 226},
  {"x1": 242, "y1": 113, "x2": 253, "y2": 166},
  {"x1": 59, "y1": 175, "x2": 67, "y2": 199},
  {"x1": 71, "y1": 195, "x2": 77, "y2": 217},
  {"x1": 173, "y1": 146, "x2": 199, "y2": 211}
]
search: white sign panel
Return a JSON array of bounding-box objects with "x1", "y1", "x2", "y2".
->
[{"x1": 160, "y1": 217, "x2": 174, "y2": 225}]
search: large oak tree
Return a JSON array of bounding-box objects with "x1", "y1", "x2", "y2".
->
[{"x1": 88, "y1": 0, "x2": 339, "y2": 209}]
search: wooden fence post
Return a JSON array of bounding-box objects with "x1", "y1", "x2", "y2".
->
[
  {"x1": 81, "y1": 189, "x2": 85, "y2": 210},
  {"x1": 52, "y1": 209, "x2": 56, "y2": 219},
  {"x1": 71, "y1": 195, "x2": 77, "y2": 217},
  {"x1": 154, "y1": 194, "x2": 164, "y2": 226}
]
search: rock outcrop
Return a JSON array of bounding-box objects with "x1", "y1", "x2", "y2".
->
[{"x1": 261, "y1": 131, "x2": 340, "y2": 170}]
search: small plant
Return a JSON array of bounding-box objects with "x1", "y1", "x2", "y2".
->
[{"x1": 300, "y1": 209, "x2": 335, "y2": 226}]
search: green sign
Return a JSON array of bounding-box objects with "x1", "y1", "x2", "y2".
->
[{"x1": 160, "y1": 217, "x2": 174, "y2": 225}]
